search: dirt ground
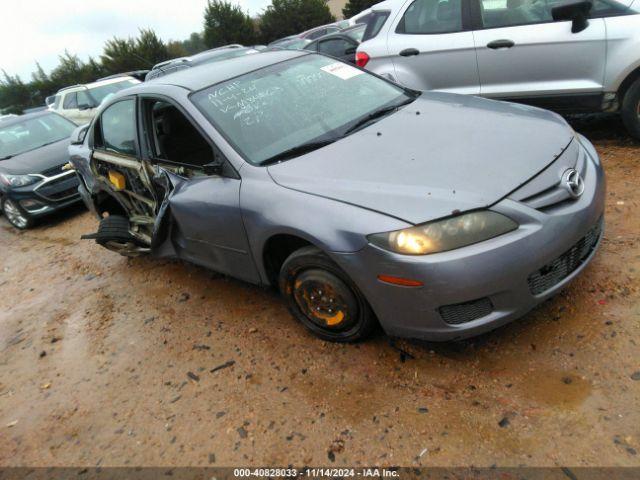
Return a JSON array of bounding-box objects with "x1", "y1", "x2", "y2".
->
[{"x1": 0, "y1": 115, "x2": 639, "y2": 468}]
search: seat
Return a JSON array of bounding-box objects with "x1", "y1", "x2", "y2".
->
[{"x1": 156, "y1": 107, "x2": 212, "y2": 166}]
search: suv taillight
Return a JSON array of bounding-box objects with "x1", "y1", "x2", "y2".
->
[{"x1": 356, "y1": 52, "x2": 370, "y2": 68}]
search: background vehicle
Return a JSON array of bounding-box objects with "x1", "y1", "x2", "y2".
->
[
  {"x1": 358, "y1": 0, "x2": 640, "y2": 138},
  {"x1": 145, "y1": 45, "x2": 262, "y2": 81},
  {"x1": 269, "y1": 23, "x2": 345, "y2": 47},
  {"x1": 348, "y1": 7, "x2": 374, "y2": 25},
  {"x1": 71, "y1": 51, "x2": 603, "y2": 343},
  {"x1": 0, "y1": 111, "x2": 81, "y2": 229},
  {"x1": 45, "y1": 95, "x2": 57, "y2": 109},
  {"x1": 50, "y1": 76, "x2": 140, "y2": 125},
  {"x1": 0, "y1": 114, "x2": 18, "y2": 122},
  {"x1": 304, "y1": 24, "x2": 367, "y2": 63},
  {"x1": 98, "y1": 70, "x2": 150, "y2": 82},
  {"x1": 269, "y1": 37, "x2": 312, "y2": 50}
]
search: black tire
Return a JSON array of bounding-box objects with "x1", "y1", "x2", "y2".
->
[
  {"x1": 2, "y1": 198, "x2": 33, "y2": 230},
  {"x1": 93, "y1": 215, "x2": 144, "y2": 257},
  {"x1": 279, "y1": 246, "x2": 377, "y2": 342},
  {"x1": 621, "y1": 78, "x2": 640, "y2": 140}
]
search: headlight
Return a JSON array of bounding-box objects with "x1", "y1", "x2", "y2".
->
[
  {"x1": 0, "y1": 173, "x2": 40, "y2": 187},
  {"x1": 368, "y1": 211, "x2": 518, "y2": 255}
]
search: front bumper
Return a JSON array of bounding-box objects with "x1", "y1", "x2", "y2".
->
[
  {"x1": 332, "y1": 140, "x2": 606, "y2": 341},
  {"x1": 3, "y1": 171, "x2": 82, "y2": 219}
]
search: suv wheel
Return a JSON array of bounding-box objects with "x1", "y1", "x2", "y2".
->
[
  {"x1": 621, "y1": 78, "x2": 640, "y2": 140},
  {"x1": 2, "y1": 198, "x2": 33, "y2": 229},
  {"x1": 279, "y1": 246, "x2": 377, "y2": 342}
]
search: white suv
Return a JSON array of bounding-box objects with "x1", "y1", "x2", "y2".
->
[
  {"x1": 51, "y1": 76, "x2": 140, "y2": 125},
  {"x1": 356, "y1": 0, "x2": 640, "y2": 137}
]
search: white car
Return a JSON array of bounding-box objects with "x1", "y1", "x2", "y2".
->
[
  {"x1": 50, "y1": 76, "x2": 140, "y2": 125},
  {"x1": 356, "y1": 0, "x2": 640, "y2": 137}
]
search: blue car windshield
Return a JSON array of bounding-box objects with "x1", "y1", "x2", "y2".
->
[
  {"x1": 0, "y1": 113, "x2": 76, "y2": 159},
  {"x1": 191, "y1": 55, "x2": 411, "y2": 165}
]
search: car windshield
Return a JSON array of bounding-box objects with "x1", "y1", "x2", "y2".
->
[
  {"x1": 192, "y1": 55, "x2": 413, "y2": 165},
  {"x1": 89, "y1": 79, "x2": 139, "y2": 105},
  {"x1": 0, "y1": 113, "x2": 76, "y2": 159}
]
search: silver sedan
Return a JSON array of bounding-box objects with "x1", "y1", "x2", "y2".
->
[{"x1": 70, "y1": 51, "x2": 605, "y2": 342}]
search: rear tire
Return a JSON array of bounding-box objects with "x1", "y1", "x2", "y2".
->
[
  {"x1": 621, "y1": 78, "x2": 640, "y2": 140},
  {"x1": 279, "y1": 246, "x2": 377, "y2": 342},
  {"x1": 2, "y1": 198, "x2": 33, "y2": 230}
]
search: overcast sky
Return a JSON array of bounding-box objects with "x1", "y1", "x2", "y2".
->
[{"x1": 0, "y1": 0, "x2": 271, "y2": 80}]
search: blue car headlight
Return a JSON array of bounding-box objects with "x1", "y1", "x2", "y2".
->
[
  {"x1": 0, "y1": 173, "x2": 40, "y2": 187},
  {"x1": 368, "y1": 211, "x2": 518, "y2": 255}
]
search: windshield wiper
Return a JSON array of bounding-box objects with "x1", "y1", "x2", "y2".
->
[
  {"x1": 0, "y1": 155, "x2": 13, "y2": 160},
  {"x1": 260, "y1": 138, "x2": 338, "y2": 166},
  {"x1": 342, "y1": 97, "x2": 416, "y2": 137}
]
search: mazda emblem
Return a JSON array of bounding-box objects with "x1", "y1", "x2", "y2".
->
[{"x1": 562, "y1": 168, "x2": 584, "y2": 199}]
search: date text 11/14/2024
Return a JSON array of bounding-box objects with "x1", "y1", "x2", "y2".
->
[{"x1": 233, "y1": 468, "x2": 400, "y2": 478}]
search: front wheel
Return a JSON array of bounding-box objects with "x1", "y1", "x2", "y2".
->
[
  {"x1": 279, "y1": 246, "x2": 377, "y2": 342},
  {"x1": 621, "y1": 79, "x2": 640, "y2": 140},
  {"x1": 2, "y1": 198, "x2": 33, "y2": 229}
]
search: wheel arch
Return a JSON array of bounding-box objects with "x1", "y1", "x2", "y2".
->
[
  {"x1": 617, "y1": 63, "x2": 640, "y2": 104},
  {"x1": 261, "y1": 232, "x2": 317, "y2": 286}
]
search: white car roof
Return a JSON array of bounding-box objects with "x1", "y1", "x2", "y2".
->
[{"x1": 58, "y1": 76, "x2": 139, "y2": 94}]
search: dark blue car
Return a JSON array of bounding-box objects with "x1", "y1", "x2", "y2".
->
[{"x1": 0, "y1": 111, "x2": 82, "y2": 229}]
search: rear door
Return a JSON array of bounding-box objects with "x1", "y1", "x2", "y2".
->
[
  {"x1": 471, "y1": 0, "x2": 606, "y2": 103},
  {"x1": 387, "y1": 0, "x2": 480, "y2": 94}
]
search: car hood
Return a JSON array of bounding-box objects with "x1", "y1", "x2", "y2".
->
[
  {"x1": 0, "y1": 138, "x2": 70, "y2": 175},
  {"x1": 267, "y1": 93, "x2": 574, "y2": 224}
]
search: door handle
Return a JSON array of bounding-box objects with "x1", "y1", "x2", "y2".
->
[
  {"x1": 399, "y1": 48, "x2": 420, "y2": 57},
  {"x1": 487, "y1": 39, "x2": 515, "y2": 49}
]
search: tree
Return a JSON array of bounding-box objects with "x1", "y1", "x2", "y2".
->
[
  {"x1": 101, "y1": 29, "x2": 169, "y2": 74},
  {"x1": 135, "y1": 29, "x2": 170, "y2": 66},
  {"x1": 342, "y1": 0, "x2": 379, "y2": 19},
  {"x1": 0, "y1": 72, "x2": 33, "y2": 114},
  {"x1": 203, "y1": 0, "x2": 256, "y2": 48},
  {"x1": 181, "y1": 32, "x2": 208, "y2": 55},
  {"x1": 259, "y1": 0, "x2": 335, "y2": 44}
]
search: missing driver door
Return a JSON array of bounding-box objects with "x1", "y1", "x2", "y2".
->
[{"x1": 141, "y1": 97, "x2": 260, "y2": 283}]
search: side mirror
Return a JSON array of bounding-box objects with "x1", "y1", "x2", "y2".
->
[
  {"x1": 70, "y1": 124, "x2": 89, "y2": 145},
  {"x1": 202, "y1": 159, "x2": 224, "y2": 176},
  {"x1": 78, "y1": 102, "x2": 97, "y2": 111},
  {"x1": 552, "y1": 0, "x2": 592, "y2": 33}
]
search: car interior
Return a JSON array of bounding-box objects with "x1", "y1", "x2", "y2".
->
[
  {"x1": 479, "y1": 0, "x2": 554, "y2": 28},
  {"x1": 147, "y1": 101, "x2": 215, "y2": 168}
]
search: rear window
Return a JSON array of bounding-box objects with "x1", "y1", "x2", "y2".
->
[{"x1": 362, "y1": 11, "x2": 391, "y2": 41}]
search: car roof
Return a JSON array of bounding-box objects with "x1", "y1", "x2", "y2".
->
[
  {"x1": 0, "y1": 110, "x2": 60, "y2": 128},
  {"x1": 143, "y1": 50, "x2": 308, "y2": 91},
  {"x1": 57, "y1": 76, "x2": 138, "y2": 94}
]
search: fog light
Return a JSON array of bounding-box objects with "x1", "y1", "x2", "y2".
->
[{"x1": 20, "y1": 199, "x2": 46, "y2": 211}]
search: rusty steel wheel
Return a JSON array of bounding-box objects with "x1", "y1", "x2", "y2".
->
[{"x1": 279, "y1": 246, "x2": 377, "y2": 342}]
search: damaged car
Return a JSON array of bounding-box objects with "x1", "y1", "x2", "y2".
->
[{"x1": 69, "y1": 50, "x2": 605, "y2": 342}]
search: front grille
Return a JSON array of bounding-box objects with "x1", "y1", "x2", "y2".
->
[
  {"x1": 35, "y1": 173, "x2": 79, "y2": 202},
  {"x1": 439, "y1": 297, "x2": 493, "y2": 325},
  {"x1": 40, "y1": 164, "x2": 67, "y2": 177},
  {"x1": 527, "y1": 218, "x2": 603, "y2": 295},
  {"x1": 47, "y1": 186, "x2": 79, "y2": 200}
]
